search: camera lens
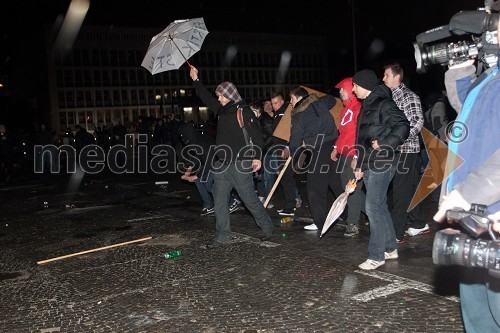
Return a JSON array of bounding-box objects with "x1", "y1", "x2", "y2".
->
[{"x1": 433, "y1": 228, "x2": 500, "y2": 272}]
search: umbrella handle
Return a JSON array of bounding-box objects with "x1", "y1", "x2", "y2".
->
[{"x1": 171, "y1": 39, "x2": 193, "y2": 68}]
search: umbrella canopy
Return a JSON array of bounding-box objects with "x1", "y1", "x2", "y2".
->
[
  {"x1": 141, "y1": 17, "x2": 209, "y2": 75},
  {"x1": 320, "y1": 179, "x2": 358, "y2": 238}
]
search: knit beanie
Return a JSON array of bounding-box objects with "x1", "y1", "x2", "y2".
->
[
  {"x1": 215, "y1": 82, "x2": 243, "y2": 103},
  {"x1": 352, "y1": 69, "x2": 378, "y2": 91}
]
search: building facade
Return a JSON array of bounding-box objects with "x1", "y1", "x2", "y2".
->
[{"x1": 46, "y1": 25, "x2": 330, "y2": 134}]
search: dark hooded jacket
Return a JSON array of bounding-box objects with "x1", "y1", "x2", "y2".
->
[
  {"x1": 355, "y1": 84, "x2": 410, "y2": 171},
  {"x1": 193, "y1": 80, "x2": 264, "y2": 162},
  {"x1": 289, "y1": 94, "x2": 338, "y2": 155}
]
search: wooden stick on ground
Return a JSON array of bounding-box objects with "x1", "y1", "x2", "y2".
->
[
  {"x1": 263, "y1": 156, "x2": 292, "y2": 208},
  {"x1": 37, "y1": 236, "x2": 153, "y2": 265}
]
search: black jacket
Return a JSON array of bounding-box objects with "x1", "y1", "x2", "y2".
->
[
  {"x1": 355, "y1": 84, "x2": 410, "y2": 171},
  {"x1": 193, "y1": 80, "x2": 263, "y2": 162},
  {"x1": 178, "y1": 122, "x2": 215, "y2": 178},
  {"x1": 289, "y1": 94, "x2": 338, "y2": 154}
]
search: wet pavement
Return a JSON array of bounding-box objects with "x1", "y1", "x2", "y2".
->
[{"x1": 0, "y1": 171, "x2": 463, "y2": 332}]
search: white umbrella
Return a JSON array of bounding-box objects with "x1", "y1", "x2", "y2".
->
[
  {"x1": 320, "y1": 179, "x2": 358, "y2": 238},
  {"x1": 141, "y1": 17, "x2": 209, "y2": 75}
]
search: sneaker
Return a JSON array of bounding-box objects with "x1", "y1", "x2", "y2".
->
[
  {"x1": 277, "y1": 207, "x2": 295, "y2": 213},
  {"x1": 358, "y1": 259, "x2": 385, "y2": 270},
  {"x1": 205, "y1": 242, "x2": 230, "y2": 249},
  {"x1": 278, "y1": 210, "x2": 295, "y2": 216},
  {"x1": 295, "y1": 197, "x2": 302, "y2": 208},
  {"x1": 200, "y1": 207, "x2": 214, "y2": 216},
  {"x1": 229, "y1": 200, "x2": 241, "y2": 214},
  {"x1": 406, "y1": 224, "x2": 430, "y2": 237},
  {"x1": 344, "y1": 225, "x2": 359, "y2": 237},
  {"x1": 304, "y1": 224, "x2": 318, "y2": 230},
  {"x1": 396, "y1": 238, "x2": 406, "y2": 244},
  {"x1": 384, "y1": 249, "x2": 398, "y2": 260}
]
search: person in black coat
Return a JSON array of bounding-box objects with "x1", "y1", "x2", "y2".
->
[
  {"x1": 189, "y1": 65, "x2": 275, "y2": 246},
  {"x1": 287, "y1": 87, "x2": 339, "y2": 232},
  {"x1": 351, "y1": 69, "x2": 410, "y2": 270}
]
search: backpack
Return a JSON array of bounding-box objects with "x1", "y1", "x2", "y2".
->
[{"x1": 236, "y1": 106, "x2": 265, "y2": 150}]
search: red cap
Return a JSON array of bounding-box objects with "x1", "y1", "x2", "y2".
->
[{"x1": 335, "y1": 77, "x2": 353, "y2": 89}]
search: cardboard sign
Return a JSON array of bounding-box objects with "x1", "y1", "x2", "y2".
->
[{"x1": 272, "y1": 86, "x2": 342, "y2": 142}]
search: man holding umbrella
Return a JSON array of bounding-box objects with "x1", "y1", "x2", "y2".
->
[{"x1": 189, "y1": 66, "x2": 275, "y2": 247}]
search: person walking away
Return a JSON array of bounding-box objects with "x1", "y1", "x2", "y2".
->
[
  {"x1": 352, "y1": 69, "x2": 410, "y2": 270},
  {"x1": 287, "y1": 87, "x2": 338, "y2": 232},
  {"x1": 331, "y1": 78, "x2": 366, "y2": 237},
  {"x1": 189, "y1": 66, "x2": 275, "y2": 246},
  {"x1": 382, "y1": 62, "x2": 427, "y2": 242}
]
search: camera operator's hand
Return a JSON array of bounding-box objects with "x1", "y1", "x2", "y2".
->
[
  {"x1": 433, "y1": 189, "x2": 471, "y2": 223},
  {"x1": 488, "y1": 211, "x2": 500, "y2": 233}
]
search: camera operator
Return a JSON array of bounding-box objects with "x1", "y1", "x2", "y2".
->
[{"x1": 433, "y1": 5, "x2": 500, "y2": 331}]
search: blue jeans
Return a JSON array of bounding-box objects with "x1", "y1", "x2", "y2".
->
[
  {"x1": 460, "y1": 267, "x2": 500, "y2": 333},
  {"x1": 195, "y1": 171, "x2": 214, "y2": 209},
  {"x1": 364, "y1": 166, "x2": 397, "y2": 261},
  {"x1": 213, "y1": 161, "x2": 275, "y2": 243}
]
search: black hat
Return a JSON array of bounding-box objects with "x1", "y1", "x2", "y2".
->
[{"x1": 353, "y1": 69, "x2": 378, "y2": 91}]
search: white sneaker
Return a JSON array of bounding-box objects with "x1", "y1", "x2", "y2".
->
[
  {"x1": 304, "y1": 224, "x2": 318, "y2": 230},
  {"x1": 384, "y1": 249, "x2": 398, "y2": 260},
  {"x1": 358, "y1": 259, "x2": 385, "y2": 270},
  {"x1": 406, "y1": 224, "x2": 430, "y2": 237}
]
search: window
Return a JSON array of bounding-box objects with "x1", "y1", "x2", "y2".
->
[
  {"x1": 95, "y1": 90, "x2": 103, "y2": 106},
  {"x1": 102, "y1": 71, "x2": 110, "y2": 86},
  {"x1": 65, "y1": 91, "x2": 74, "y2": 106},
  {"x1": 74, "y1": 70, "x2": 83, "y2": 87},
  {"x1": 103, "y1": 90, "x2": 111, "y2": 106},
  {"x1": 112, "y1": 70, "x2": 119, "y2": 86},
  {"x1": 64, "y1": 70, "x2": 74, "y2": 86}
]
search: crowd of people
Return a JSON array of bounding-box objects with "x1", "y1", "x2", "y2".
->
[
  {"x1": 1, "y1": 7, "x2": 498, "y2": 329},
  {"x1": 185, "y1": 15, "x2": 500, "y2": 324}
]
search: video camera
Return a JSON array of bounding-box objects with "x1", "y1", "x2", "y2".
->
[
  {"x1": 413, "y1": 6, "x2": 499, "y2": 74},
  {"x1": 432, "y1": 204, "x2": 500, "y2": 278}
]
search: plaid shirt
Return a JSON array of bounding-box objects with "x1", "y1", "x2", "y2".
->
[{"x1": 391, "y1": 83, "x2": 424, "y2": 153}]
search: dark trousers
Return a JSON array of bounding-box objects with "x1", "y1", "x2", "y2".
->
[
  {"x1": 279, "y1": 157, "x2": 298, "y2": 211},
  {"x1": 213, "y1": 161, "x2": 275, "y2": 244},
  {"x1": 306, "y1": 142, "x2": 336, "y2": 229},
  {"x1": 391, "y1": 152, "x2": 426, "y2": 239}
]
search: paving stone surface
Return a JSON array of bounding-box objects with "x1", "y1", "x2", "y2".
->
[{"x1": 0, "y1": 172, "x2": 463, "y2": 332}]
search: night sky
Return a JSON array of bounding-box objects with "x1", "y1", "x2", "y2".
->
[{"x1": 0, "y1": 0, "x2": 488, "y2": 126}]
